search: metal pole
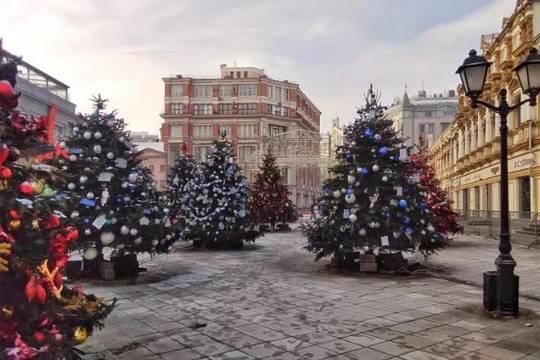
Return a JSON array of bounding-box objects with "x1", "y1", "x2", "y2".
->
[{"x1": 495, "y1": 89, "x2": 518, "y2": 316}]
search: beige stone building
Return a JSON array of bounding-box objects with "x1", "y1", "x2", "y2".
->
[
  {"x1": 160, "y1": 65, "x2": 321, "y2": 209},
  {"x1": 430, "y1": 0, "x2": 540, "y2": 243},
  {"x1": 320, "y1": 117, "x2": 344, "y2": 183}
]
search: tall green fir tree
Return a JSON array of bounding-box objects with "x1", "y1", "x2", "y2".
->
[
  {"x1": 250, "y1": 150, "x2": 298, "y2": 230},
  {"x1": 57, "y1": 96, "x2": 172, "y2": 270},
  {"x1": 303, "y1": 85, "x2": 447, "y2": 264},
  {"x1": 182, "y1": 132, "x2": 259, "y2": 248},
  {"x1": 0, "y1": 46, "x2": 113, "y2": 358}
]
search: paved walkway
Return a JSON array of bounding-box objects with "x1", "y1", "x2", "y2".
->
[
  {"x1": 79, "y1": 229, "x2": 540, "y2": 360},
  {"x1": 426, "y1": 234, "x2": 540, "y2": 299}
]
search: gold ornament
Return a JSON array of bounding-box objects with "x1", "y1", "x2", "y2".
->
[
  {"x1": 7, "y1": 219, "x2": 20, "y2": 230},
  {"x1": 1, "y1": 306, "x2": 13, "y2": 317},
  {"x1": 0, "y1": 243, "x2": 11, "y2": 272},
  {"x1": 31, "y1": 219, "x2": 40, "y2": 229},
  {"x1": 73, "y1": 327, "x2": 88, "y2": 344},
  {"x1": 31, "y1": 180, "x2": 45, "y2": 195}
]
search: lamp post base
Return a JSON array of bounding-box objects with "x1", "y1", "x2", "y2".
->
[{"x1": 483, "y1": 267, "x2": 519, "y2": 317}]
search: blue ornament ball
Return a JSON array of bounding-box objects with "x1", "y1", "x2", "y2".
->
[
  {"x1": 403, "y1": 216, "x2": 411, "y2": 224},
  {"x1": 361, "y1": 167, "x2": 369, "y2": 175},
  {"x1": 364, "y1": 129, "x2": 374, "y2": 138},
  {"x1": 406, "y1": 227, "x2": 414, "y2": 234},
  {"x1": 378, "y1": 146, "x2": 389, "y2": 155},
  {"x1": 399, "y1": 199, "x2": 407, "y2": 208}
]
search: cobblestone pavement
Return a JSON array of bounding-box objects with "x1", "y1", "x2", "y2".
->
[
  {"x1": 79, "y1": 228, "x2": 540, "y2": 360},
  {"x1": 426, "y1": 234, "x2": 540, "y2": 299}
]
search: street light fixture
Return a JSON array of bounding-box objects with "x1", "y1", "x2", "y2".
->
[{"x1": 456, "y1": 47, "x2": 540, "y2": 317}]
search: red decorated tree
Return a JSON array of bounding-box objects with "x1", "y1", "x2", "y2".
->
[
  {"x1": 0, "y1": 43, "x2": 113, "y2": 359},
  {"x1": 250, "y1": 150, "x2": 298, "y2": 231},
  {"x1": 409, "y1": 150, "x2": 462, "y2": 240}
]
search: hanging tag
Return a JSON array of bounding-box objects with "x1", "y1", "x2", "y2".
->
[
  {"x1": 92, "y1": 215, "x2": 107, "y2": 229},
  {"x1": 139, "y1": 217, "x2": 150, "y2": 226},
  {"x1": 115, "y1": 158, "x2": 127, "y2": 169},
  {"x1": 98, "y1": 172, "x2": 113, "y2": 182},
  {"x1": 69, "y1": 148, "x2": 82, "y2": 155},
  {"x1": 399, "y1": 149, "x2": 408, "y2": 161},
  {"x1": 80, "y1": 198, "x2": 96, "y2": 207},
  {"x1": 395, "y1": 186, "x2": 403, "y2": 196},
  {"x1": 381, "y1": 236, "x2": 389, "y2": 246},
  {"x1": 343, "y1": 209, "x2": 351, "y2": 219}
]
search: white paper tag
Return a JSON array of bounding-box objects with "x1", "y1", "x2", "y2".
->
[
  {"x1": 395, "y1": 186, "x2": 403, "y2": 196},
  {"x1": 98, "y1": 172, "x2": 113, "y2": 182},
  {"x1": 399, "y1": 148, "x2": 408, "y2": 161},
  {"x1": 92, "y1": 215, "x2": 107, "y2": 230},
  {"x1": 381, "y1": 236, "x2": 389, "y2": 246},
  {"x1": 115, "y1": 158, "x2": 127, "y2": 169},
  {"x1": 139, "y1": 217, "x2": 150, "y2": 226}
]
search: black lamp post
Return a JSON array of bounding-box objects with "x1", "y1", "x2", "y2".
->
[{"x1": 456, "y1": 48, "x2": 540, "y2": 317}]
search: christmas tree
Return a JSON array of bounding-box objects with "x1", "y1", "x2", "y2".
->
[
  {"x1": 303, "y1": 85, "x2": 447, "y2": 264},
  {"x1": 183, "y1": 132, "x2": 259, "y2": 248},
  {"x1": 250, "y1": 150, "x2": 297, "y2": 230},
  {"x1": 0, "y1": 47, "x2": 113, "y2": 358},
  {"x1": 58, "y1": 96, "x2": 170, "y2": 273},
  {"x1": 409, "y1": 150, "x2": 462, "y2": 241},
  {"x1": 166, "y1": 144, "x2": 198, "y2": 241}
]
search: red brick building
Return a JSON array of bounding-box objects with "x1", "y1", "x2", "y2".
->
[{"x1": 160, "y1": 65, "x2": 321, "y2": 209}]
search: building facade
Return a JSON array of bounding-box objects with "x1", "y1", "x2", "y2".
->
[
  {"x1": 160, "y1": 65, "x2": 321, "y2": 209},
  {"x1": 430, "y1": 0, "x2": 540, "y2": 224},
  {"x1": 320, "y1": 117, "x2": 344, "y2": 184},
  {"x1": 386, "y1": 89, "x2": 457, "y2": 148},
  {"x1": 134, "y1": 141, "x2": 167, "y2": 190},
  {"x1": 2, "y1": 47, "x2": 77, "y2": 140}
]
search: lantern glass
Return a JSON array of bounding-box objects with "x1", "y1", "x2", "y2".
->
[
  {"x1": 514, "y1": 48, "x2": 540, "y2": 95},
  {"x1": 456, "y1": 50, "x2": 490, "y2": 97}
]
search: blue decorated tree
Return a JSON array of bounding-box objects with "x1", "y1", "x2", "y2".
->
[{"x1": 303, "y1": 85, "x2": 447, "y2": 267}]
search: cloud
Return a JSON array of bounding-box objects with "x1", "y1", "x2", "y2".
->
[{"x1": 0, "y1": 0, "x2": 516, "y2": 133}]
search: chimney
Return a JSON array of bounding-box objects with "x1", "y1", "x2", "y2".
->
[{"x1": 418, "y1": 90, "x2": 426, "y2": 98}]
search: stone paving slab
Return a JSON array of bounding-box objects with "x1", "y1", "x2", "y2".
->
[
  {"x1": 425, "y1": 234, "x2": 540, "y2": 299},
  {"x1": 78, "y1": 228, "x2": 540, "y2": 360}
]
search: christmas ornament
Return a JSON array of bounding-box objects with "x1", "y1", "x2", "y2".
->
[
  {"x1": 93, "y1": 145, "x2": 102, "y2": 154},
  {"x1": 120, "y1": 225, "x2": 129, "y2": 235},
  {"x1": 359, "y1": 228, "x2": 367, "y2": 236},
  {"x1": 73, "y1": 327, "x2": 88, "y2": 344},
  {"x1": 345, "y1": 193, "x2": 356, "y2": 204},
  {"x1": 372, "y1": 164, "x2": 380, "y2": 172},
  {"x1": 83, "y1": 131, "x2": 92, "y2": 140},
  {"x1": 83, "y1": 247, "x2": 98, "y2": 260},
  {"x1": 106, "y1": 152, "x2": 114, "y2": 159},
  {"x1": 349, "y1": 214, "x2": 357, "y2": 222},
  {"x1": 100, "y1": 232, "x2": 115, "y2": 245},
  {"x1": 333, "y1": 190, "x2": 341, "y2": 199},
  {"x1": 94, "y1": 131, "x2": 102, "y2": 139}
]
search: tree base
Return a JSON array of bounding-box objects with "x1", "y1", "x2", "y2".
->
[
  {"x1": 193, "y1": 238, "x2": 245, "y2": 250},
  {"x1": 112, "y1": 254, "x2": 139, "y2": 279},
  {"x1": 276, "y1": 224, "x2": 291, "y2": 232},
  {"x1": 377, "y1": 252, "x2": 408, "y2": 271},
  {"x1": 334, "y1": 251, "x2": 361, "y2": 272}
]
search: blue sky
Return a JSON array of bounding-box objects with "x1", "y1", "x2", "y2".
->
[{"x1": 0, "y1": 0, "x2": 515, "y2": 133}]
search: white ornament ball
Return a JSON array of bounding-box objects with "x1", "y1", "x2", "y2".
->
[
  {"x1": 117, "y1": 244, "x2": 125, "y2": 250},
  {"x1": 87, "y1": 192, "x2": 94, "y2": 199},
  {"x1": 83, "y1": 247, "x2": 98, "y2": 260},
  {"x1": 347, "y1": 175, "x2": 356, "y2": 184},
  {"x1": 59, "y1": 141, "x2": 67, "y2": 149},
  {"x1": 359, "y1": 228, "x2": 367, "y2": 236},
  {"x1": 134, "y1": 237, "x2": 142, "y2": 245},
  {"x1": 345, "y1": 193, "x2": 356, "y2": 204},
  {"x1": 129, "y1": 228, "x2": 138, "y2": 236},
  {"x1": 80, "y1": 176, "x2": 88, "y2": 184},
  {"x1": 333, "y1": 190, "x2": 341, "y2": 199},
  {"x1": 73, "y1": 126, "x2": 79, "y2": 134},
  {"x1": 349, "y1": 214, "x2": 358, "y2": 222},
  {"x1": 120, "y1": 225, "x2": 129, "y2": 235},
  {"x1": 83, "y1": 131, "x2": 92, "y2": 140},
  {"x1": 121, "y1": 182, "x2": 128, "y2": 189},
  {"x1": 382, "y1": 176, "x2": 388, "y2": 182},
  {"x1": 106, "y1": 152, "x2": 114, "y2": 159},
  {"x1": 128, "y1": 173, "x2": 138, "y2": 183},
  {"x1": 69, "y1": 154, "x2": 77, "y2": 162},
  {"x1": 151, "y1": 239, "x2": 159, "y2": 246},
  {"x1": 100, "y1": 232, "x2": 115, "y2": 245},
  {"x1": 68, "y1": 183, "x2": 76, "y2": 190},
  {"x1": 372, "y1": 164, "x2": 380, "y2": 172},
  {"x1": 84, "y1": 229, "x2": 92, "y2": 236},
  {"x1": 119, "y1": 136, "x2": 125, "y2": 143},
  {"x1": 93, "y1": 145, "x2": 102, "y2": 154},
  {"x1": 94, "y1": 131, "x2": 102, "y2": 139},
  {"x1": 70, "y1": 211, "x2": 79, "y2": 219}
]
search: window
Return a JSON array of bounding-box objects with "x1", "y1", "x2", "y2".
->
[
  {"x1": 441, "y1": 122, "x2": 450, "y2": 132},
  {"x1": 268, "y1": 104, "x2": 287, "y2": 116},
  {"x1": 239, "y1": 84, "x2": 257, "y2": 96},
  {"x1": 239, "y1": 124, "x2": 257, "y2": 138},
  {"x1": 169, "y1": 145, "x2": 180, "y2": 165},
  {"x1": 281, "y1": 167, "x2": 289, "y2": 184},
  {"x1": 284, "y1": 88, "x2": 289, "y2": 101},
  {"x1": 220, "y1": 85, "x2": 233, "y2": 97},
  {"x1": 171, "y1": 102, "x2": 183, "y2": 115},
  {"x1": 193, "y1": 104, "x2": 213, "y2": 115},
  {"x1": 219, "y1": 103, "x2": 233, "y2": 115},
  {"x1": 171, "y1": 125, "x2": 183, "y2": 139},
  {"x1": 269, "y1": 86, "x2": 282, "y2": 101},
  {"x1": 238, "y1": 146, "x2": 256, "y2": 162},
  {"x1": 514, "y1": 95, "x2": 522, "y2": 127},
  {"x1": 171, "y1": 85, "x2": 183, "y2": 98},
  {"x1": 425, "y1": 111, "x2": 432, "y2": 117},
  {"x1": 149, "y1": 165, "x2": 154, "y2": 172},
  {"x1": 237, "y1": 71, "x2": 241, "y2": 79},
  {"x1": 194, "y1": 85, "x2": 213, "y2": 98},
  {"x1": 269, "y1": 125, "x2": 286, "y2": 136},
  {"x1": 160, "y1": 164, "x2": 166, "y2": 173},
  {"x1": 194, "y1": 146, "x2": 210, "y2": 162},
  {"x1": 194, "y1": 125, "x2": 212, "y2": 138},
  {"x1": 427, "y1": 123, "x2": 434, "y2": 134},
  {"x1": 238, "y1": 103, "x2": 257, "y2": 114},
  {"x1": 219, "y1": 125, "x2": 231, "y2": 138},
  {"x1": 160, "y1": 180, "x2": 166, "y2": 188},
  {"x1": 243, "y1": 71, "x2": 248, "y2": 78}
]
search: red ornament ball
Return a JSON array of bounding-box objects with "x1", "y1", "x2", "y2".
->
[
  {"x1": 0, "y1": 167, "x2": 11, "y2": 179},
  {"x1": 20, "y1": 181, "x2": 33, "y2": 195}
]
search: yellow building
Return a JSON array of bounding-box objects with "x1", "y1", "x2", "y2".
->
[
  {"x1": 430, "y1": 0, "x2": 540, "y2": 243},
  {"x1": 320, "y1": 117, "x2": 344, "y2": 184}
]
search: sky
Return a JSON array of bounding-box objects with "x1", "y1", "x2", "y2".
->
[{"x1": 0, "y1": 0, "x2": 517, "y2": 134}]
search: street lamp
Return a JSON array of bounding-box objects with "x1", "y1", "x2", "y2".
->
[{"x1": 456, "y1": 48, "x2": 540, "y2": 317}]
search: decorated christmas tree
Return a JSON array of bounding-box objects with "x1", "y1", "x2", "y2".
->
[
  {"x1": 303, "y1": 85, "x2": 447, "y2": 266},
  {"x1": 409, "y1": 150, "x2": 462, "y2": 240},
  {"x1": 58, "y1": 96, "x2": 171, "y2": 273},
  {"x1": 0, "y1": 46, "x2": 113, "y2": 358},
  {"x1": 250, "y1": 150, "x2": 297, "y2": 230},
  {"x1": 182, "y1": 132, "x2": 259, "y2": 248},
  {"x1": 166, "y1": 144, "x2": 198, "y2": 240}
]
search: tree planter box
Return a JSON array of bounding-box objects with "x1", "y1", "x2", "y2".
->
[
  {"x1": 259, "y1": 224, "x2": 270, "y2": 233},
  {"x1": 377, "y1": 253, "x2": 407, "y2": 271},
  {"x1": 192, "y1": 238, "x2": 202, "y2": 248},
  {"x1": 98, "y1": 260, "x2": 116, "y2": 281},
  {"x1": 277, "y1": 224, "x2": 291, "y2": 232},
  {"x1": 112, "y1": 254, "x2": 139, "y2": 279},
  {"x1": 336, "y1": 251, "x2": 361, "y2": 272},
  {"x1": 359, "y1": 254, "x2": 378, "y2": 272}
]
